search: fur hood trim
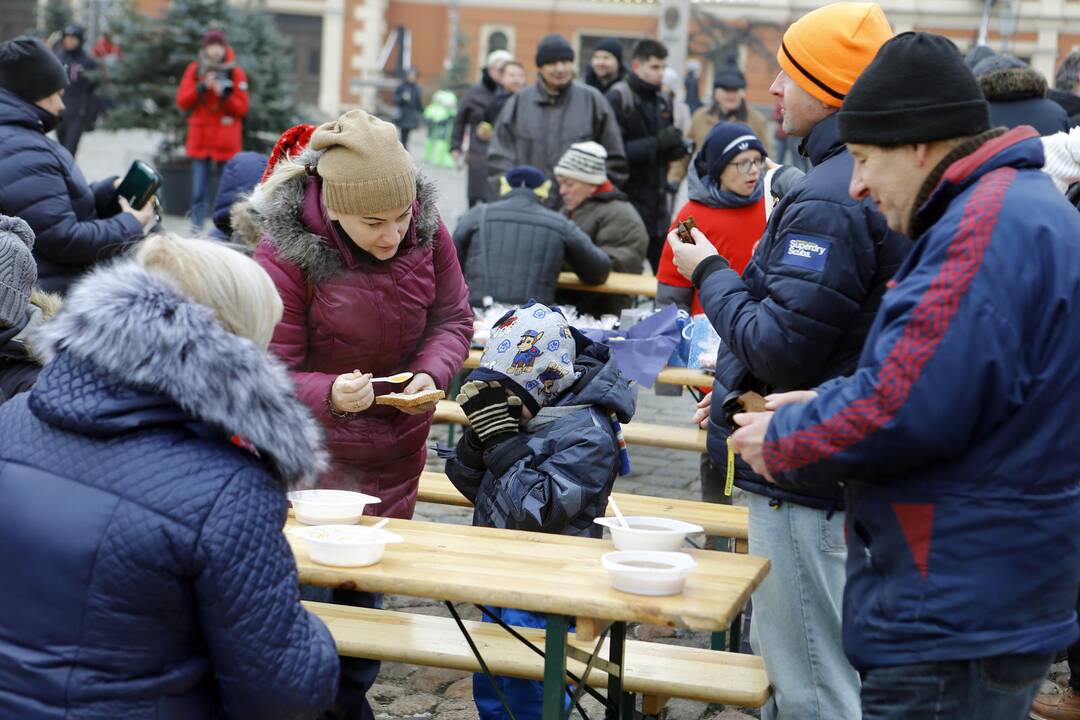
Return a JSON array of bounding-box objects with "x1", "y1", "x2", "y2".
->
[
  {"x1": 33, "y1": 261, "x2": 328, "y2": 488},
  {"x1": 250, "y1": 146, "x2": 441, "y2": 284},
  {"x1": 979, "y1": 66, "x2": 1048, "y2": 101}
]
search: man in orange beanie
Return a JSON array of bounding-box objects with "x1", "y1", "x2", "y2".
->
[{"x1": 665, "y1": 4, "x2": 908, "y2": 719}]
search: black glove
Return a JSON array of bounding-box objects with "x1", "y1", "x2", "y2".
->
[
  {"x1": 456, "y1": 380, "x2": 523, "y2": 448},
  {"x1": 656, "y1": 125, "x2": 684, "y2": 152}
]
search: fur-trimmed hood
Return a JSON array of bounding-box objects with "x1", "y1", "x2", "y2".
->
[
  {"x1": 979, "y1": 66, "x2": 1048, "y2": 101},
  {"x1": 250, "y1": 147, "x2": 441, "y2": 284},
  {"x1": 32, "y1": 261, "x2": 327, "y2": 488}
]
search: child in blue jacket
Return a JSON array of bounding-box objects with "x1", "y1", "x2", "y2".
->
[{"x1": 444, "y1": 302, "x2": 635, "y2": 720}]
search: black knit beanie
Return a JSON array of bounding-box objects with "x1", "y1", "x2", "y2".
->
[
  {"x1": 593, "y1": 38, "x2": 624, "y2": 69},
  {"x1": 536, "y1": 34, "x2": 574, "y2": 68},
  {"x1": 0, "y1": 36, "x2": 68, "y2": 103},
  {"x1": 838, "y1": 32, "x2": 990, "y2": 146}
]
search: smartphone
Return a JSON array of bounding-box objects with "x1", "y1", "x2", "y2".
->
[{"x1": 116, "y1": 160, "x2": 163, "y2": 210}]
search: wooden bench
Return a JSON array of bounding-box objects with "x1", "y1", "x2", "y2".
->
[
  {"x1": 557, "y1": 271, "x2": 658, "y2": 298},
  {"x1": 463, "y1": 348, "x2": 713, "y2": 389},
  {"x1": 432, "y1": 400, "x2": 708, "y2": 453},
  {"x1": 418, "y1": 471, "x2": 749, "y2": 541},
  {"x1": 305, "y1": 601, "x2": 770, "y2": 710}
]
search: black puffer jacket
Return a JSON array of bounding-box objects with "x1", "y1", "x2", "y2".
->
[
  {"x1": 0, "y1": 88, "x2": 143, "y2": 293},
  {"x1": 452, "y1": 188, "x2": 611, "y2": 307}
]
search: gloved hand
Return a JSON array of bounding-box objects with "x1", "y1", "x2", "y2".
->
[
  {"x1": 656, "y1": 125, "x2": 684, "y2": 152},
  {"x1": 456, "y1": 380, "x2": 523, "y2": 448}
]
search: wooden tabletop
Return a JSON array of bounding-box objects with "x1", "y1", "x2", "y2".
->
[
  {"x1": 463, "y1": 349, "x2": 714, "y2": 389},
  {"x1": 287, "y1": 516, "x2": 768, "y2": 631},
  {"x1": 557, "y1": 271, "x2": 658, "y2": 298},
  {"x1": 433, "y1": 400, "x2": 708, "y2": 452},
  {"x1": 417, "y1": 471, "x2": 750, "y2": 540}
]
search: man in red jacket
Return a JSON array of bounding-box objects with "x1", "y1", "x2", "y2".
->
[{"x1": 176, "y1": 29, "x2": 249, "y2": 231}]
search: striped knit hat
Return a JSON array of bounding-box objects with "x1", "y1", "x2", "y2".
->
[
  {"x1": 0, "y1": 215, "x2": 36, "y2": 328},
  {"x1": 554, "y1": 142, "x2": 607, "y2": 185},
  {"x1": 777, "y1": 2, "x2": 893, "y2": 108}
]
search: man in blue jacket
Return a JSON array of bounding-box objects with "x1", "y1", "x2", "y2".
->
[
  {"x1": 733, "y1": 32, "x2": 1080, "y2": 720},
  {"x1": 667, "y1": 4, "x2": 908, "y2": 718}
]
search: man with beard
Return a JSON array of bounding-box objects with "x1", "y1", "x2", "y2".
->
[
  {"x1": 451, "y1": 49, "x2": 512, "y2": 207},
  {"x1": 584, "y1": 38, "x2": 625, "y2": 95}
]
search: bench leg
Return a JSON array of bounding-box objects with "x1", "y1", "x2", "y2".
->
[
  {"x1": 606, "y1": 621, "x2": 635, "y2": 720},
  {"x1": 542, "y1": 614, "x2": 569, "y2": 720}
]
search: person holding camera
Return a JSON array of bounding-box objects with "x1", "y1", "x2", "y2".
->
[
  {"x1": 176, "y1": 29, "x2": 249, "y2": 233},
  {"x1": 0, "y1": 36, "x2": 153, "y2": 294},
  {"x1": 606, "y1": 39, "x2": 689, "y2": 272}
]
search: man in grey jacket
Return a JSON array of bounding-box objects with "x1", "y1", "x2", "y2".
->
[
  {"x1": 452, "y1": 166, "x2": 611, "y2": 308},
  {"x1": 487, "y1": 34, "x2": 627, "y2": 209}
]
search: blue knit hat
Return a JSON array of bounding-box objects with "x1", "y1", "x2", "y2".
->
[
  {"x1": 698, "y1": 122, "x2": 766, "y2": 181},
  {"x1": 504, "y1": 166, "x2": 547, "y2": 190}
]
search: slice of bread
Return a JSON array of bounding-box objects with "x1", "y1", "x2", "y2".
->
[{"x1": 375, "y1": 389, "x2": 446, "y2": 408}]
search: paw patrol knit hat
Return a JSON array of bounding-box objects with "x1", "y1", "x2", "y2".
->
[{"x1": 468, "y1": 302, "x2": 578, "y2": 415}]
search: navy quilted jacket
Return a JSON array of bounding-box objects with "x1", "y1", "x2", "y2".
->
[
  {"x1": 0, "y1": 261, "x2": 339, "y2": 719},
  {"x1": 0, "y1": 88, "x2": 144, "y2": 294},
  {"x1": 696, "y1": 113, "x2": 910, "y2": 509},
  {"x1": 764, "y1": 128, "x2": 1080, "y2": 669}
]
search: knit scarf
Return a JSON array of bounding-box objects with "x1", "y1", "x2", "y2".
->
[{"x1": 691, "y1": 157, "x2": 764, "y2": 209}]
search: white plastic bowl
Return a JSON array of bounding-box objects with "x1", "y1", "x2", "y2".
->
[
  {"x1": 288, "y1": 489, "x2": 380, "y2": 525},
  {"x1": 290, "y1": 524, "x2": 403, "y2": 567},
  {"x1": 601, "y1": 550, "x2": 697, "y2": 596},
  {"x1": 594, "y1": 516, "x2": 705, "y2": 551}
]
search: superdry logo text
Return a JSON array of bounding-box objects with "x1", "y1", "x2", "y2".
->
[{"x1": 782, "y1": 234, "x2": 831, "y2": 272}]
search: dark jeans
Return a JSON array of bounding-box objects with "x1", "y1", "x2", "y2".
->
[
  {"x1": 400, "y1": 127, "x2": 412, "y2": 149},
  {"x1": 300, "y1": 585, "x2": 381, "y2": 720},
  {"x1": 647, "y1": 233, "x2": 665, "y2": 275},
  {"x1": 57, "y1": 118, "x2": 86, "y2": 156},
  {"x1": 861, "y1": 652, "x2": 1054, "y2": 720},
  {"x1": 190, "y1": 157, "x2": 219, "y2": 231}
]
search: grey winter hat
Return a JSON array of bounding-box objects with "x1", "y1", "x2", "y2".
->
[
  {"x1": 0, "y1": 215, "x2": 37, "y2": 328},
  {"x1": 554, "y1": 141, "x2": 608, "y2": 185}
]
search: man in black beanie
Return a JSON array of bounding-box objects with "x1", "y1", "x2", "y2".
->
[
  {"x1": 0, "y1": 35, "x2": 153, "y2": 294},
  {"x1": 53, "y1": 24, "x2": 99, "y2": 155},
  {"x1": 585, "y1": 37, "x2": 624, "y2": 94},
  {"x1": 488, "y1": 34, "x2": 627, "y2": 209},
  {"x1": 730, "y1": 31, "x2": 1080, "y2": 720}
]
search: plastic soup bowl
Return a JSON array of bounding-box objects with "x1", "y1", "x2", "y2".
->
[
  {"x1": 290, "y1": 525, "x2": 403, "y2": 567},
  {"x1": 287, "y1": 489, "x2": 381, "y2": 525},
  {"x1": 601, "y1": 550, "x2": 697, "y2": 596},
  {"x1": 594, "y1": 516, "x2": 705, "y2": 551}
]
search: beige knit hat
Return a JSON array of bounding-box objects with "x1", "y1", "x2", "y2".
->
[
  {"x1": 311, "y1": 110, "x2": 416, "y2": 215},
  {"x1": 554, "y1": 141, "x2": 607, "y2": 185}
]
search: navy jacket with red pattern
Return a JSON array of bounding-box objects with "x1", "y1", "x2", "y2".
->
[{"x1": 764, "y1": 127, "x2": 1080, "y2": 670}]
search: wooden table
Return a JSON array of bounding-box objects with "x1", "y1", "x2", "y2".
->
[
  {"x1": 463, "y1": 348, "x2": 714, "y2": 389},
  {"x1": 557, "y1": 271, "x2": 658, "y2": 298},
  {"x1": 288, "y1": 516, "x2": 768, "y2": 720}
]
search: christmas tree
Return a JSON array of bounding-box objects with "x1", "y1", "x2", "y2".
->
[
  {"x1": 41, "y1": 0, "x2": 73, "y2": 38},
  {"x1": 104, "y1": 0, "x2": 298, "y2": 158}
]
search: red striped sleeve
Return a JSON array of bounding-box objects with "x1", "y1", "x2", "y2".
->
[{"x1": 762, "y1": 167, "x2": 1016, "y2": 474}]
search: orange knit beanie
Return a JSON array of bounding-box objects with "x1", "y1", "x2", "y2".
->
[{"x1": 777, "y1": 2, "x2": 893, "y2": 108}]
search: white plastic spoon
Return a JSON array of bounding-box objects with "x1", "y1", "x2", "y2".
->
[
  {"x1": 368, "y1": 372, "x2": 413, "y2": 384},
  {"x1": 607, "y1": 496, "x2": 630, "y2": 530},
  {"x1": 361, "y1": 517, "x2": 390, "y2": 538}
]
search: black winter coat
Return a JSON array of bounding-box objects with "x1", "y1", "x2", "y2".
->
[
  {"x1": 606, "y1": 74, "x2": 676, "y2": 239},
  {"x1": 696, "y1": 113, "x2": 910, "y2": 509},
  {"x1": 0, "y1": 88, "x2": 143, "y2": 293},
  {"x1": 980, "y1": 66, "x2": 1069, "y2": 135},
  {"x1": 452, "y1": 188, "x2": 611, "y2": 307},
  {"x1": 452, "y1": 71, "x2": 498, "y2": 202}
]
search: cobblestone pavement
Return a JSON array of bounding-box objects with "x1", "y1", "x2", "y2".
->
[{"x1": 72, "y1": 128, "x2": 753, "y2": 720}]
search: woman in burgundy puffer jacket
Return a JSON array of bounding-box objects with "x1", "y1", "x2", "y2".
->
[{"x1": 253, "y1": 110, "x2": 472, "y2": 521}]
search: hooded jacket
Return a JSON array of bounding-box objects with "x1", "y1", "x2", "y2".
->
[
  {"x1": 209, "y1": 150, "x2": 268, "y2": 242},
  {"x1": 0, "y1": 261, "x2": 339, "y2": 719},
  {"x1": 0, "y1": 289, "x2": 59, "y2": 402},
  {"x1": 487, "y1": 80, "x2": 628, "y2": 207},
  {"x1": 451, "y1": 69, "x2": 499, "y2": 202},
  {"x1": 1047, "y1": 87, "x2": 1080, "y2": 127},
  {"x1": 453, "y1": 187, "x2": 610, "y2": 308},
  {"x1": 176, "y1": 45, "x2": 250, "y2": 162},
  {"x1": 763, "y1": 128, "x2": 1080, "y2": 670},
  {"x1": 695, "y1": 113, "x2": 909, "y2": 509},
  {"x1": 252, "y1": 149, "x2": 473, "y2": 519},
  {"x1": 978, "y1": 65, "x2": 1069, "y2": 135},
  {"x1": 0, "y1": 88, "x2": 144, "y2": 294},
  {"x1": 445, "y1": 338, "x2": 636, "y2": 537},
  {"x1": 559, "y1": 184, "x2": 648, "y2": 317}
]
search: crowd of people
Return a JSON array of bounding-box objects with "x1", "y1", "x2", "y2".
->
[{"x1": 0, "y1": 2, "x2": 1079, "y2": 719}]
